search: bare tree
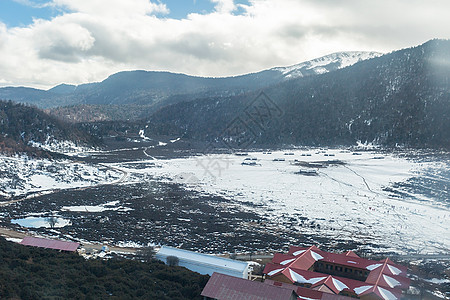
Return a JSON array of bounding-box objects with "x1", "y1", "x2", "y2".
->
[
  {"x1": 252, "y1": 264, "x2": 266, "y2": 276},
  {"x1": 45, "y1": 216, "x2": 58, "y2": 229},
  {"x1": 137, "y1": 246, "x2": 156, "y2": 262},
  {"x1": 166, "y1": 256, "x2": 179, "y2": 267}
]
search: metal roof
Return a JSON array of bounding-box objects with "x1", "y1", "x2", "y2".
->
[
  {"x1": 157, "y1": 246, "x2": 248, "y2": 273},
  {"x1": 20, "y1": 236, "x2": 80, "y2": 252},
  {"x1": 201, "y1": 272, "x2": 297, "y2": 300}
]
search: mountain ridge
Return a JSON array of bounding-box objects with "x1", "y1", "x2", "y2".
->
[
  {"x1": 272, "y1": 51, "x2": 382, "y2": 79},
  {"x1": 145, "y1": 39, "x2": 450, "y2": 149},
  {"x1": 0, "y1": 51, "x2": 380, "y2": 109}
]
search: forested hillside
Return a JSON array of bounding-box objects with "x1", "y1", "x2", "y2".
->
[
  {"x1": 0, "y1": 237, "x2": 208, "y2": 299},
  {"x1": 0, "y1": 52, "x2": 377, "y2": 111},
  {"x1": 146, "y1": 39, "x2": 450, "y2": 149},
  {"x1": 0, "y1": 101, "x2": 98, "y2": 155}
]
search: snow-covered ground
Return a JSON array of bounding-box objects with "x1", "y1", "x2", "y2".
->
[
  {"x1": 62, "y1": 200, "x2": 132, "y2": 212},
  {"x1": 28, "y1": 137, "x2": 94, "y2": 156},
  {"x1": 0, "y1": 155, "x2": 122, "y2": 198},
  {"x1": 2, "y1": 146, "x2": 448, "y2": 255},
  {"x1": 115, "y1": 149, "x2": 449, "y2": 254}
]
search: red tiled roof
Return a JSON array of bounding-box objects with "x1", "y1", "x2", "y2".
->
[
  {"x1": 344, "y1": 251, "x2": 359, "y2": 257},
  {"x1": 365, "y1": 259, "x2": 410, "y2": 290},
  {"x1": 201, "y1": 272, "x2": 297, "y2": 300},
  {"x1": 264, "y1": 279, "x2": 323, "y2": 299},
  {"x1": 321, "y1": 294, "x2": 357, "y2": 300},
  {"x1": 320, "y1": 251, "x2": 376, "y2": 270},
  {"x1": 288, "y1": 245, "x2": 321, "y2": 256},
  {"x1": 272, "y1": 253, "x2": 297, "y2": 265},
  {"x1": 344, "y1": 251, "x2": 359, "y2": 258},
  {"x1": 20, "y1": 237, "x2": 80, "y2": 252},
  {"x1": 264, "y1": 246, "x2": 410, "y2": 300},
  {"x1": 264, "y1": 279, "x2": 355, "y2": 300},
  {"x1": 357, "y1": 285, "x2": 403, "y2": 300},
  {"x1": 274, "y1": 246, "x2": 325, "y2": 270},
  {"x1": 264, "y1": 262, "x2": 287, "y2": 276}
]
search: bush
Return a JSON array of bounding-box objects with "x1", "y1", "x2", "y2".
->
[{"x1": 0, "y1": 237, "x2": 208, "y2": 299}]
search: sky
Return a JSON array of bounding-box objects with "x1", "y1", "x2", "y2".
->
[{"x1": 0, "y1": 0, "x2": 449, "y2": 89}]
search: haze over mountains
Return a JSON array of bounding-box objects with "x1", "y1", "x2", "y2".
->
[
  {"x1": 0, "y1": 39, "x2": 449, "y2": 151},
  {"x1": 0, "y1": 51, "x2": 380, "y2": 109}
]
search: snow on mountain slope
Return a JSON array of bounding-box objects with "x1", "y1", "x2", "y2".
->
[
  {"x1": 273, "y1": 51, "x2": 382, "y2": 79},
  {"x1": 0, "y1": 155, "x2": 122, "y2": 198}
]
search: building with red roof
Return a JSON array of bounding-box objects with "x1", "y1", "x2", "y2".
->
[
  {"x1": 201, "y1": 272, "x2": 298, "y2": 300},
  {"x1": 264, "y1": 279, "x2": 356, "y2": 300},
  {"x1": 20, "y1": 236, "x2": 80, "y2": 252},
  {"x1": 263, "y1": 246, "x2": 410, "y2": 300}
]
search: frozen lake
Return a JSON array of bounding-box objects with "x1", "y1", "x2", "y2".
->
[
  {"x1": 11, "y1": 216, "x2": 71, "y2": 228},
  {"x1": 115, "y1": 148, "x2": 449, "y2": 254}
]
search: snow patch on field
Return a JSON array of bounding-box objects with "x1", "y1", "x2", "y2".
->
[
  {"x1": 62, "y1": 200, "x2": 132, "y2": 212},
  {"x1": 28, "y1": 137, "x2": 93, "y2": 156},
  {"x1": 121, "y1": 149, "x2": 449, "y2": 253},
  {"x1": 116, "y1": 241, "x2": 144, "y2": 248},
  {"x1": 0, "y1": 155, "x2": 122, "y2": 198},
  {"x1": 4, "y1": 237, "x2": 22, "y2": 243}
]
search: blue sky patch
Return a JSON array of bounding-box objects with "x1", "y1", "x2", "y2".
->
[
  {"x1": 0, "y1": 0, "x2": 63, "y2": 27},
  {"x1": 163, "y1": 0, "x2": 215, "y2": 19},
  {"x1": 0, "y1": 0, "x2": 253, "y2": 27}
]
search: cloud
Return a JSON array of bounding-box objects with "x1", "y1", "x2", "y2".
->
[
  {"x1": 0, "y1": 0, "x2": 449, "y2": 89},
  {"x1": 50, "y1": 0, "x2": 169, "y2": 17},
  {"x1": 36, "y1": 20, "x2": 95, "y2": 62},
  {"x1": 12, "y1": 0, "x2": 52, "y2": 9},
  {"x1": 211, "y1": 0, "x2": 236, "y2": 14}
]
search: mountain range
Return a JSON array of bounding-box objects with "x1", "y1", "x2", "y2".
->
[
  {"x1": 146, "y1": 39, "x2": 450, "y2": 149},
  {"x1": 0, "y1": 51, "x2": 380, "y2": 109},
  {"x1": 0, "y1": 39, "x2": 449, "y2": 150}
]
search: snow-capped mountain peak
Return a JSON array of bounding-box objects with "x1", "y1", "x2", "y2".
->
[{"x1": 273, "y1": 51, "x2": 382, "y2": 79}]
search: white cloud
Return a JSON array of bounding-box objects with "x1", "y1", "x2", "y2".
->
[
  {"x1": 211, "y1": 0, "x2": 236, "y2": 14},
  {"x1": 50, "y1": 0, "x2": 169, "y2": 17},
  {"x1": 12, "y1": 0, "x2": 52, "y2": 9},
  {"x1": 35, "y1": 19, "x2": 95, "y2": 62},
  {"x1": 0, "y1": 0, "x2": 449, "y2": 89}
]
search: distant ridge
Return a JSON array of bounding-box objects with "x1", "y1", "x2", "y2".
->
[
  {"x1": 272, "y1": 51, "x2": 381, "y2": 79},
  {"x1": 0, "y1": 51, "x2": 379, "y2": 109},
  {"x1": 146, "y1": 39, "x2": 450, "y2": 149}
]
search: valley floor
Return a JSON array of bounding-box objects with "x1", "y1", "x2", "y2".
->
[{"x1": 0, "y1": 141, "x2": 449, "y2": 297}]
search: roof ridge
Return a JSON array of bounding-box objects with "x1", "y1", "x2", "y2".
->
[{"x1": 371, "y1": 258, "x2": 389, "y2": 287}]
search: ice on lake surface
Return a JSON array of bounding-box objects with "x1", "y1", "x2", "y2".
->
[
  {"x1": 11, "y1": 216, "x2": 71, "y2": 228},
  {"x1": 115, "y1": 148, "x2": 449, "y2": 254}
]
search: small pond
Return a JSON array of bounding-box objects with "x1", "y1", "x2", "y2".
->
[{"x1": 11, "y1": 216, "x2": 71, "y2": 228}]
